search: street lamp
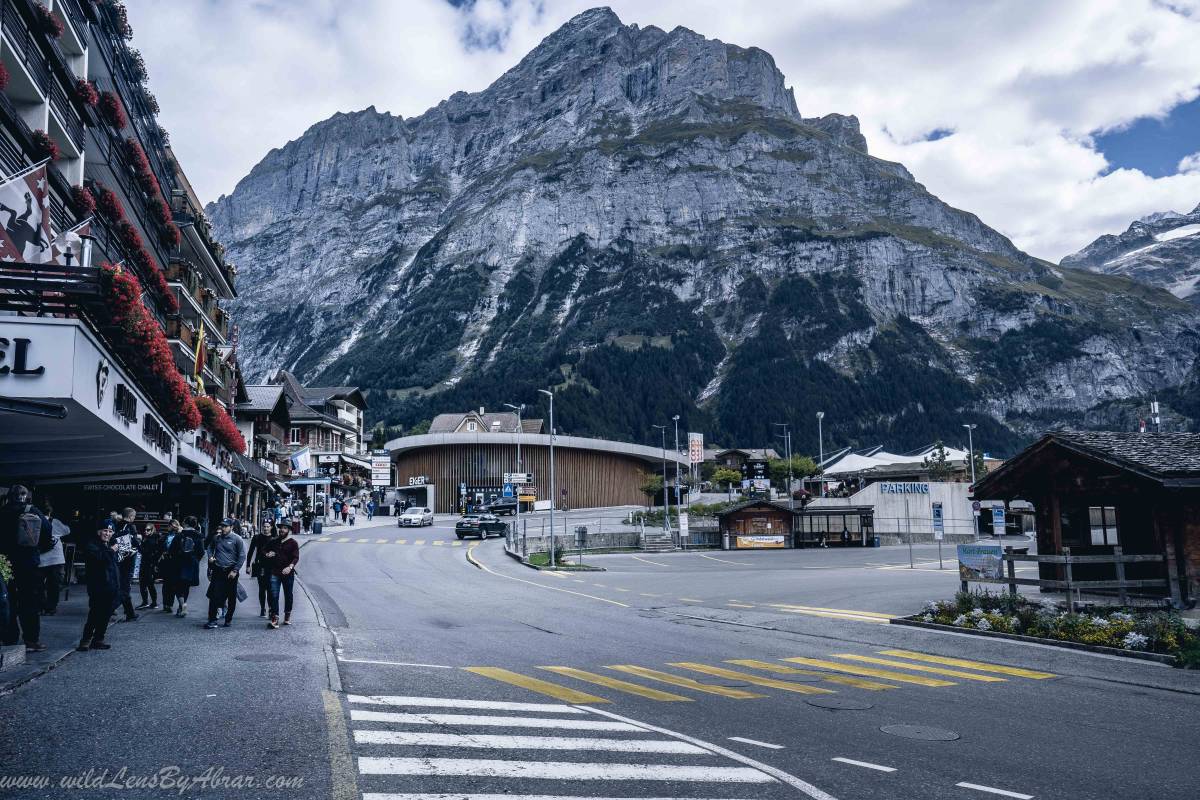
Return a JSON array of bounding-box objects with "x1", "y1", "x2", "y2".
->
[
  {"x1": 652, "y1": 424, "x2": 669, "y2": 536},
  {"x1": 774, "y1": 422, "x2": 793, "y2": 511},
  {"x1": 538, "y1": 389, "x2": 556, "y2": 566},
  {"x1": 962, "y1": 423, "x2": 977, "y2": 485},
  {"x1": 504, "y1": 402, "x2": 525, "y2": 549},
  {"x1": 672, "y1": 415, "x2": 681, "y2": 510},
  {"x1": 816, "y1": 411, "x2": 825, "y2": 496}
]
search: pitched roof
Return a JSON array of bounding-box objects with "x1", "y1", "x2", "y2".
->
[
  {"x1": 1051, "y1": 431, "x2": 1200, "y2": 477},
  {"x1": 715, "y1": 448, "x2": 780, "y2": 461},
  {"x1": 429, "y1": 411, "x2": 537, "y2": 434},
  {"x1": 239, "y1": 384, "x2": 283, "y2": 413},
  {"x1": 715, "y1": 498, "x2": 798, "y2": 517}
]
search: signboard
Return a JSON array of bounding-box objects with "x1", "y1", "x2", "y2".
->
[
  {"x1": 688, "y1": 432, "x2": 704, "y2": 465},
  {"x1": 880, "y1": 482, "x2": 930, "y2": 494},
  {"x1": 992, "y1": 505, "x2": 1006, "y2": 534},
  {"x1": 736, "y1": 535, "x2": 785, "y2": 549},
  {"x1": 679, "y1": 512, "x2": 689, "y2": 539},
  {"x1": 502, "y1": 483, "x2": 514, "y2": 498},
  {"x1": 932, "y1": 501, "x2": 944, "y2": 541},
  {"x1": 406, "y1": 475, "x2": 427, "y2": 486},
  {"x1": 504, "y1": 472, "x2": 533, "y2": 484},
  {"x1": 370, "y1": 450, "x2": 391, "y2": 486},
  {"x1": 317, "y1": 454, "x2": 339, "y2": 464},
  {"x1": 957, "y1": 544, "x2": 1003, "y2": 580}
]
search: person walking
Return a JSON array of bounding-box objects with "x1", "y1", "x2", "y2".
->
[
  {"x1": 77, "y1": 524, "x2": 120, "y2": 651},
  {"x1": 245, "y1": 520, "x2": 277, "y2": 618},
  {"x1": 164, "y1": 517, "x2": 204, "y2": 616},
  {"x1": 159, "y1": 519, "x2": 180, "y2": 613},
  {"x1": 135, "y1": 522, "x2": 164, "y2": 610},
  {"x1": 366, "y1": 499, "x2": 375, "y2": 521},
  {"x1": 1, "y1": 485, "x2": 52, "y2": 652},
  {"x1": 301, "y1": 506, "x2": 313, "y2": 534},
  {"x1": 204, "y1": 518, "x2": 245, "y2": 630},
  {"x1": 347, "y1": 502, "x2": 357, "y2": 527},
  {"x1": 112, "y1": 507, "x2": 141, "y2": 622},
  {"x1": 38, "y1": 504, "x2": 68, "y2": 615},
  {"x1": 265, "y1": 521, "x2": 299, "y2": 629}
]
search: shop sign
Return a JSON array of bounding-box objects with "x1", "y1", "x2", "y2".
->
[
  {"x1": 957, "y1": 544, "x2": 1003, "y2": 580},
  {"x1": 688, "y1": 432, "x2": 704, "y2": 465},
  {"x1": 80, "y1": 478, "x2": 165, "y2": 494},
  {"x1": 142, "y1": 413, "x2": 173, "y2": 455},
  {"x1": 113, "y1": 383, "x2": 137, "y2": 424},
  {"x1": 736, "y1": 535, "x2": 785, "y2": 549},
  {"x1": 407, "y1": 475, "x2": 428, "y2": 486},
  {"x1": 0, "y1": 337, "x2": 46, "y2": 376},
  {"x1": 317, "y1": 455, "x2": 339, "y2": 464},
  {"x1": 880, "y1": 482, "x2": 930, "y2": 494}
]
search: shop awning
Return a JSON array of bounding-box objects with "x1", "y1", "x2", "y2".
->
[
  {"x1": 287, "y1": 477, "x2": 332, "y2": 486},
  {"x1": 270, "y1": 479, "x2": 292, "y2": 495},
  {"x1": 197, "y1": 468, "x2": 241, "y2": 494}
]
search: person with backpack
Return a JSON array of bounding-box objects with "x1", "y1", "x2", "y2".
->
[
  {"x1": 366, "y1": 499, "x2": 375, "y2": 521},
  {"x1": 135, "y1": 522, "x2": 164, "y2": 610},
  {"x1": 38, "y1": 503, "x2": 68, "y2": 615},
  {"x1": 78, "y1": 524, "x2": 120, "y2": 651},
  {"x1": 0, "y1": 485, "x2": 52, "y2": 652},
  {"x1": 163, "y1": 517, "x2": 204, "y2": 617},
  {"x1": 159, "y1": 519, "x2": 180, "y2": 613},
  {"x1": 265, "y1": 521, "x2": 299, "y2": 629},
  {"x1": 204, "y1": 518, "x2": 245, "y2": 629},
  {"x1": 112, "y1": 508, "x2": 141, "y2": 622},
  {"x1": 245, "y1": 520, "x2": 277, "y2": 617}
]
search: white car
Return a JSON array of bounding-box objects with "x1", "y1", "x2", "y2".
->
[{"x1": 397, "y1": 507, "x2": 434, "y2": 527}]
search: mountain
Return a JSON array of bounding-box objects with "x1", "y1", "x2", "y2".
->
[
  {"x1": 208, "y1": 7, "x2": 1200, "y2": 453},
  {"x1": 1062, "y1": 202, "x2": 1200, "y2": 306}
]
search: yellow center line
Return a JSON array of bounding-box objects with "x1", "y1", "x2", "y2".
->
[
  {"x1": 538, "y1": 667, "x2": 692, "y2": 702},
  {"x1": 768, "y1": 603, "x2": 895, "y2": 618},
  {"x1": 670, "y1": 662, "x2": 835, "y2": 695},
  {"x1": 395, "y1": 539, "x2": 407, "y2": 544},
  {"x1": 355, "y1": 538, "x2": 369, "y2": 543},
  {"x1": 463, "y1": 667, "x2": 608, "y2": 704},
  {"x1": 376, "y1": 539, "x2": 388, "y2": 544},
  {"x1": 678, "y1": 598, "x2": 704, "y2": 603},
  {"x1": 605, "y1": 665, "x2": 765, "y2": 699},
  {"x1": 336, "y1": 537, "x2": 350, "y2": 543},
  {"x1": 878, "y1": 650, "x2": 1056, "y2": 679},
  {"x1": 433, "y1": 541, "x2": 444, "y2": 546},
  {"x1": 413, "y1": 540, "x2": 426, "y2": 545},
  {"x1": 774, "y1": 608, "x2": 891, "y2": 624},
  {"x1": 830, "y1": 653, "x2": 1006, "y2": 682},
  {"x1": 782, "y1": 657, "x2": 957, "y2": 687},
  {"x1": 450, "y1": 541, "x2": 463, "y2": 547},
  {"x1": 725, "y1": 659, "x2": 897, "y2": 690}
]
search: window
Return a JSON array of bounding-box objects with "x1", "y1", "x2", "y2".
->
[
  {"x1": 289, "y1": 427, "x2": 300, "y2": 444},
  {"x1": 467, "y1": 421, "x2": 477, "y2": 431},
  {"x1": 1089, "y1": 506, "x2": 1119, "y2": 546}
]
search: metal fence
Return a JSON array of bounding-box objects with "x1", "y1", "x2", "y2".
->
[{"x1": 502, "y1": 511, "x2": 723, "y2": 556}]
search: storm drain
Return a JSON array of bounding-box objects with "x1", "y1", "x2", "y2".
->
[
  {"x1": 879, "y1": 724, "x2": 960, "y2": 741},
  {"x1": 805, "y1": 697, "x2": 873, "y2": 710},
  {"x1": 233, "y1": 654, "x2": 296, "y2": 663}
]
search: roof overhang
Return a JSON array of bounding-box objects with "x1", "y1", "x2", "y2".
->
[{"x1": 384, "y1": 432, "x2": 689, "y2": 467}]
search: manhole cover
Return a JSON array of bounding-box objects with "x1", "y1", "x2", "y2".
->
[
  {"x1": 233, "y1": 654, "x2": 296, "y2": 663},
  {"x1": 879, "y1": 724, "x2": 960, "y2": 741},
  {"x1": 806, "y1": 697, "x2": 873, "y2": 710}
]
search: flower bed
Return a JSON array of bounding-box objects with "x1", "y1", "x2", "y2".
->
[
  {"x1": 92, "y1": 181, "x2": 177, "y2": 312},
  {"x1": 195, "y1": 395, "x2": 245, "y2": 453},
  {"x1": 914, "y1": 592, "x2": 1199, "y2": 667}
]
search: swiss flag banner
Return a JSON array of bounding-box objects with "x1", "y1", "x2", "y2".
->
[{"x1": 0, "y1": 162, "x2": 53, "y2": 265}]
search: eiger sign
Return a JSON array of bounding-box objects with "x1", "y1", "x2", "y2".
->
[{"x1": 880, "y1": 482, "x2": 930, "y2": 494}]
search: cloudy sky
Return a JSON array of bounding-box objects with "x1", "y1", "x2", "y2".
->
[{"x1": 126, "y1": 0, "x2": 1200, "y2": 261}]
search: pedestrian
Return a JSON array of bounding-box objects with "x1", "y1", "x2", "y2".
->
[
  {"x1": 38, "y1": 503, "x2": 68, "y2": 615},
  {"x1": 112, "y1": 507, "x2": 141, "y2": 622},
  {"x1": 0, "y1": 485, "x2": 52, "y2": 652},
  {"x1": 366, "y1": 499, "x2": 375, "y2": 521},
  {"x1": 159, "y1": 519, "x2": 180, "y2": 612},
  {"x1": 204, "y1": 518, "x2": 245, "y2": 630},
  {"x1": 265, "y1": 520, "x2": 299, "y2": 629},
  {"x1": 77, "y1": 524, "x2": 120, "y2": 651},
  {"x1": 245, "y1": 520, "x2": 276, "y2": 618},
  {"x1": 166, "y1": 516, "x2": 204, "y2": 617},
  {"x1": 302, "y1": 507, "x2": 313, "y2": 534},
  {"x1": 347, "y1": 502, "x2": 356, "y2": 527},
  {"x1": 290, "y1": 514, "x2": 301, "y2": 537},
  {"x1": 135, "y1": 522, "x2": 164, "y2": 610}
]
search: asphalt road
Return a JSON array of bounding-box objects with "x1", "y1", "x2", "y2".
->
[{"x1": 2, "y1": 512, "x2": 1199, "y2": 800}]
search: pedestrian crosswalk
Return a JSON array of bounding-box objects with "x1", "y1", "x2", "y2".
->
[
  {"x1": 316, "y1": 537, "x2": 463, "y2": 547},
  {"x1": 442, "y1": 649, "x2": 1056, "y2": 706},
  {"x1": 345, "y1": 694, "x2": 789, "y2": 800}
]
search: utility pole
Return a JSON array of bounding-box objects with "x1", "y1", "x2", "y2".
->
[
  {"x1": 538, "y1": 389, "x2": 555, "y2": 567},
  {"x1": 816, "y1": 411, "x2": 825, "y2": 497},
  {"x1": 504, "y1": 402, "x2": 524, "y2": 550},
  {"x1": 672, "y1": 415, "x2": 681, "y2": 510},
  {"x1": 774, "y1": 422, "x2": 793, "y2": 510},
  {"x1": 963, "y1": 422, "x2": 978, "y2": 542},
  {"x1": 653, "y1": 424, "x2": 669, "y2": 536}
]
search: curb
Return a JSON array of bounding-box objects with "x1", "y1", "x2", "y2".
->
[
  {"x1": 501, "y1": 546, "x2": 605, "y2": 571},
  {"x1": 890, "y1": 616, "x2": 1179, "y2": 666}
]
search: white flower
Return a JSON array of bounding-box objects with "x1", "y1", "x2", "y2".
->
[
  {"x1": 976, "y1": 618, "x2": 992, "y2": 631},
  {"x1": 1110, "y1": 612, "x2": 1134, "y2": 623},
  {"x1": 970, "y1": 608, "x2": 985, "y2": 618},
  {"x1": 952, "y1": 615, "x2": 967, "y2": 626},
  {"x1": 1090, "y1": 616, "x2": 1109, "y2": 628},
  {"x1": 924, "y1": 601, "x2": 940, "y2": 612},
  {"x1": 921, "y1": 614, "x2": 934, "y2": 623},
  {"x1": 1122, "y1": 632, "x2": 1149, "y2": 650}
]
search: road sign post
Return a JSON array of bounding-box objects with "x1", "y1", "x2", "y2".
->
[{"x1": 932, "y1": 501, "x2": 944, "y2": 569}]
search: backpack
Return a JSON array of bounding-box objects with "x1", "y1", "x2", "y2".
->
[
  {"x1": 16, "y1": 506, "x2": 42, "y2": 549},
  {"x1": 180, "y1": 532, "x2": 195, "y2": 555}
]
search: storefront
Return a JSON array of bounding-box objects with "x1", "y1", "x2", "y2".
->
[{"x1": 717, "y1": 500, "x2": 796, "y2": 549}]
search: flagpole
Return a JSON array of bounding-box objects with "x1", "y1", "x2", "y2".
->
[{"x1": 0, "y1": 158, "x2": 52, "y2": 188}]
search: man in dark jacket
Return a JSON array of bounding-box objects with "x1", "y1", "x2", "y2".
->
[
  {"x1": 0, "y1": 485, "x2": 52, "y2": 652},
  {"x1": 112, "y1": 507, "x2": 141, "y2": 622},
  {"x1": 204, "y1": 518, "x2": 245, "y2": 629},
  {"x1": 78, "y1": 525, "x2": 120, "y2": 650}
]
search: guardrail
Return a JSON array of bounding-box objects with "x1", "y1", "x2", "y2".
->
[{"x1": 961, "y1": 545, "x2": 1172, "y2": 610}]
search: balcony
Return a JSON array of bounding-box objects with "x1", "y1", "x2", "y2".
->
[
  {"x1": 165, "y1": 316, "x2": 195, "y2": 350},
  {"x1": 0, "y1": 260, "x2": 99, "y2": 316}
]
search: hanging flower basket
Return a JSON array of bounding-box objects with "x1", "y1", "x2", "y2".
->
[
  {"x1": 99, "y1": 91, "x2": 128, "y2": 130},
  {"x1": 92, "y1": 180, "x2": 178, "y2": 313},
  {"x1": 0, "y1": 62, "x2": 9, "y2": 93},
  {"x1": 195, "y1": 395, "x2": 246, "y2": 453},
  {"x1": 73, "y1": 78, "x2": 100, "y2": 107},
  {"x1": 31, "y1": 129, "x2": 61, "y2": 162},
  {"x1": 70, "y1": 184, "x2": 96, "y2": 216},
  {"x1": 34, "y1": 3, "x2": 64, "y2": 38}
]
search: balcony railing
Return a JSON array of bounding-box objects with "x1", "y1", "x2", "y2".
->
[
  {"x1": 2, "y1": 1, "x2": 50, "y2": 96},
  {"x1": 48, "y1": 75, "x2": 83, "y2": 150},
  {"x1": 165, "y1": 316, "x2": 195, "y2": 349},
  {"x1": 0, "y1": 261, "x2": 99, "y2": 315}
]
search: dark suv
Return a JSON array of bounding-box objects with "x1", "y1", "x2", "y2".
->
[
  {"x1": 455, "y1": 514, "x2": 507, "y2": 539},
  {"x1": 483, "y1": 498, "x2": 518, "y2": 516}
]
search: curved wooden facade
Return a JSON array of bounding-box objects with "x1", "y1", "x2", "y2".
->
[{"x1": 387, "y1": 435, "x2": 685, "y2": 513}]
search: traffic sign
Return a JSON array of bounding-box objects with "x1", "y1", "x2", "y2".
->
[
  {"x1": 502, "y1": 483, "x2": 514, "y2": 498},
  {"x1": 504, "y1": 472, "x2": 532, "y2": 484}
]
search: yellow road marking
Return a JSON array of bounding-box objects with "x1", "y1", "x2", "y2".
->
[
  {"x1": 782, "y1": 657, "x2": 956, "y2": 687},
  {"x1": 356, "y1": 538, "x2": 369, "y2": 543},
  {"x1": 539, "y1": 667, "x2": 692, "y2": 701},
  {"x1": 879, "y1": 650, "x2": 1056, "y2": 679},
  {"x1": 542, "y1": 571, "x2": 569, "y2": 580},
  {"x1": 605, "y1": 666, "x2": 765, "y2": 699},
  {"x1": 463, "y1": 667, "x2": 608, "y2": 704},
  {"x1": 831, "y1": 654, "x2": 1006, "y2": 682},
  {"x1": 614, "y1": 587, "x2": 631, "y2": 592},
  {"x1": 414, "y1": 539, "x2": 426, "y2": 545},
  {"x1": 773, "y1": 608, "x2": 891, "y2": 624},
  {"x1": 727, "y1": 602, "x2": 756, "y2": 608},
  {"x1": 670, "y1": 663, "x2": 835, "y2": 695},
  {"x1": 770, "y1": 604, "x2": 895, "y2": 619},
  {"x1": 725, "y1": 659, "x2": 896, "y2": 690},
  {"x1": 318, "y1": 537, "x2": 331, "y2": 542},
  {"x1": 640, "y1": 592, "x2": 660, "y2": 597},
  {"x1": 336, "y1": 537, "x2": 350, "y2": 542},
  {"x1": 433, "y1": 541, "x2": 444, "y2": 546},
  {"x1": 376, "y1": 539, "x2": 388, "y2": 544},
  {"x1": 395, "y1": 539, "x2": 407, "y2": 544},
  {"x1": 678, "y1": 598, "x2": 704, "y2": 603},
  {"x1": 451, "y1": 541, "x2": 463, "y2": 547}
]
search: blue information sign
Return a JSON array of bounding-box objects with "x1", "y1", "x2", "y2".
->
[{"x1": 502, "y1": 483, "x2": 514, "y2": 498}]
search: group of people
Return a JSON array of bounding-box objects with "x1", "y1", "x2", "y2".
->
[{"x1": 1, "y1": 485, "x2": 301, "y2": 653}]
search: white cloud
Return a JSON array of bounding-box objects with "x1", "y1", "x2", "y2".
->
[{"x1": 127, "y1": 0, "x2": 1200, "y2": 261}]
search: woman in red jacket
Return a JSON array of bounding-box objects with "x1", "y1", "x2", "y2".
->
[{"x1": 265, "y1": 523, "x2": 299, "y2": 629}]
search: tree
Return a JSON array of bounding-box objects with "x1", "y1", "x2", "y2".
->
[
  {"x1": 768, "y1": 456, "x2": 820, "y2": 490},
  {"x1": 922, "y1": 440, "x2": 954, "y2": 481},
  {"x1": 971, "y1": 450, "x2": 989, "y2": 482},
  {"x1": 639, "y1": 473, "x2": 664, "y2": 508},
  {"x1": 711, "y1": 467, "x2": 742, "y2": 500}
]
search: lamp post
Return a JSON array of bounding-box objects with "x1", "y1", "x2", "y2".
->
[
  {"x1": 963, "y1": 422, "x2": 978, "y2": 542},
  {"x1": 816, "y1": 411, "x2": 825, "y2": 496},
  {"x1": 653, "y1": 424, "x2": 669, "y2": 536},
  {"x1": 538, "y1": 389, "x2": 555, "y2": 566},
  {"x1": 774, "y1": 422, "x2": 793, "y2": 511},
  {"x1": 672, "y1": 415, "x2": 681, "y2": 510},
  {"x1": 504, "y1": 402, "x2": 525, "y2": 550}
]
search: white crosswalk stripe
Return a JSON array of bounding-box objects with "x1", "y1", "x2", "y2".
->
[{"x1": 342, "y1": 694, "x2": 836, "y2": 800}]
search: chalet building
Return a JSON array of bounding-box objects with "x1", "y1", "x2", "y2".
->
[
  {"x1": 716, "y1": 498, "x2": 875, "y2": 550},
  {"x1": 973, "y1": 431, "x2": 1200, "y2": 607},
  {"x1": 271, "y1": 370, "x2": 370, "y2": 494},
  {"x1": 0, "y1": 0, "x2": 248, "y2": 531},
  {"x1": 429, "y1": 408, "x2": 544, "y2": 435}
]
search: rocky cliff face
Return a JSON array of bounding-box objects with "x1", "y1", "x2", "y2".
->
[
  {"x1": 1062, "y1": 203, "x2": 1200, "y2": 306},
  {"x1": 209, "y1": 7, "x2": 1200, "y2": 452}
]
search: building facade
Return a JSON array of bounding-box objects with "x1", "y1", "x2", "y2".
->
[{"x1": 270, "y1": 370, "x2": 369, "y2": 499}]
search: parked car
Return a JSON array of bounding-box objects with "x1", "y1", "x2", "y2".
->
[
  {"x1": 455, "y1": 513, "x2": 507, "y2": 539},
  {"x1": 483, "y1": 498, "x2": 518, "y2": 516},
  {"x1": 397, "y1": 507, "x2": 434, "y2": 527}
]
